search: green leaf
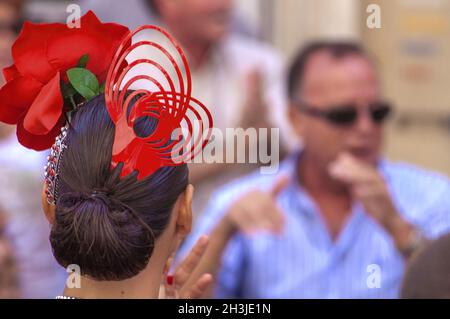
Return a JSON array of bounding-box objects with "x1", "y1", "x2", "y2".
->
[
  {"x1": 67, "y1": 67, "x2": 100, "y2": 100},
  {"x1": 77, "y1": 54, "x2": 89, "y2": 68},
  {"x1": 99, "y1": 82, "x2": 106, "y2": 94}
]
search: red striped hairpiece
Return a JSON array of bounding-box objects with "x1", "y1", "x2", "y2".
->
[{"x1": 105, "y1": 25, "x2": 213, "y2": 179}]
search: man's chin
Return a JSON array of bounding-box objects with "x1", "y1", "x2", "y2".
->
[
  {"x1": 204, "y1": 24, "x2": 229, "y2": 40},
  {"x1": 346, "y1": 150, "x2": 379, "y2": 166}
]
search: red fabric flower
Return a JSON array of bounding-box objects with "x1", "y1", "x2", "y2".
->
[{"x1": 0, "y1": 11, "x2": 130, "y2": 150}]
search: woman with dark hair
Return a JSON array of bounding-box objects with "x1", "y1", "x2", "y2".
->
[
  {"x1": 43, "y1": 95, "x2": 211, "y2": 298},
  {"x1": 0, "y1": 12, "x2": 213, "y2": 298}
]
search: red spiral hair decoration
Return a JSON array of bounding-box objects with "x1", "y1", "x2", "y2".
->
[{"x1": 105, "y1": 25, "x2": 213, "y2": 179}]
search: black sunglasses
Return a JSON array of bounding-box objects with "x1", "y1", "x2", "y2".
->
[{"x1": 298, "y1": 101, "x2": 392, "y2": 126}]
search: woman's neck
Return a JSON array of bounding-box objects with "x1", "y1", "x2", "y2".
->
[{"x1": 62, "y1": 257, "x2": 165, "y2": 299}]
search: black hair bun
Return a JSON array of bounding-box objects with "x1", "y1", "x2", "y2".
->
[{"x1": 50, "y1": 189, "x2": 154, "y2": 281}]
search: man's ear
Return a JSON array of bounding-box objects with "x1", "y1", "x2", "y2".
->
[
  {"x1": 288, "y1": 104, "x2": 305, "y2": 138},
  {"x1": 41, "y1": 183, "x2": 55, "y2": 225},
  {"x1": 175, "y1": 184, "x2": 194, "y2": 237}
]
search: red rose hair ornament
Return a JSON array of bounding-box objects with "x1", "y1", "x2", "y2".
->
[
  {"x1": 0, "y1": 11, "x2": 130, "y2": 150},
  {"x1": 105, "y1": 25, "x2": 213, "y2": 179}
]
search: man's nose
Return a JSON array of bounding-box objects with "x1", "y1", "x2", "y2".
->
[{"x1": 355, "y1": 108, "x2": 376, "y2": 134}]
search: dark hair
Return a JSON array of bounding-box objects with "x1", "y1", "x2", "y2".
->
[
  {"x1": 287, "y1": 41, "x2": 367, "y2": 101},
  {"x1": 401, "y1": 233, "x2": 450, "y2": 298},
  {"x1": 49, "y1": 94, "x2": 188, "y2": 281}
]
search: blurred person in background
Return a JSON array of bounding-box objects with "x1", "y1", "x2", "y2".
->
[
  {"x1": 177, "y1": 42, "x2": 450, "y2": 298},
  {"x1": 401, "y1": 233, "x2": 450, "y2": 299},
  {"x1": 137, "y1": 0, "x2": 291, "y2": 217},
  {"x1": 0, "y1": 0, "x2": 20, "y2": 87},
  {"x1": 0, "y1": 0, "x2": 22, "y2": 299},
  {"x1": 0, "y1": 0, "x2": 66, "y2": 298}
]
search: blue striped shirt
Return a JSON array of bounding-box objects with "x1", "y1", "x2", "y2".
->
[{"x1": 180, "y1": 153, "x2": 450, "y2": 298}]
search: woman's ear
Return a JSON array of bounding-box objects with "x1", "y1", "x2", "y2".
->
[
  {"x1": 41, "y1": 183, "x2": 55, "y2": 225},
  {"x1": 175, "y1": 184, "x2": 194, "y2": 238}
]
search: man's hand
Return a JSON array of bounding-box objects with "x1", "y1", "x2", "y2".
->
[
  {"x1": 161, "y1": 177, "x2": 289, "y2": 299},
  {"x1": 328, "y1": 153, "x2": 398, "y2": 225},
  {"x1": 162, "y1": 236, "x2": 213, "y2": 299},
  {"x1": 328, "y1": 152, "x2": 418, "y2": 254},
  {"x1": 220, "y1": 176, "x2": 289, "y2": 237},
  {"x1": 239, "y1": 69, "x2": 269, "y2": 130}
]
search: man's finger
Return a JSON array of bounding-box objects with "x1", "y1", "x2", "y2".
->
[
  {"x1": 329, "y1": 154, "x2": 375, "y2": 183},
  {"x1": 174, "y1": 235, "x2": 209, "y2": 286},
  {"x1": 163, "y1": 256, "x2": 174, "y2": 277},
  {"x1": 238, "y1": 210, "x2": 260, "y2": 235},
  {"x1": 183, "y1": 274, "x2": 213, "y2": 299},
  {"x1": 270, "y1": 176, "x2": 290, "y2": 197}
]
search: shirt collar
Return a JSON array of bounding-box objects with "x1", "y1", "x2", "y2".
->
[{"x1": 278, "y1": 151, "x2": 318, "y2": 218}]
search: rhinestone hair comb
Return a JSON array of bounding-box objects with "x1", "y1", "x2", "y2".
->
[{"x1": 44, "y1": 125, "x2": 68, "y2": 205}]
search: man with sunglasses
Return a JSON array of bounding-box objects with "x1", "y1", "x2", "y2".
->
[{"x1": 178, "y1": 42, "x2": 450, "y2": 298}]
